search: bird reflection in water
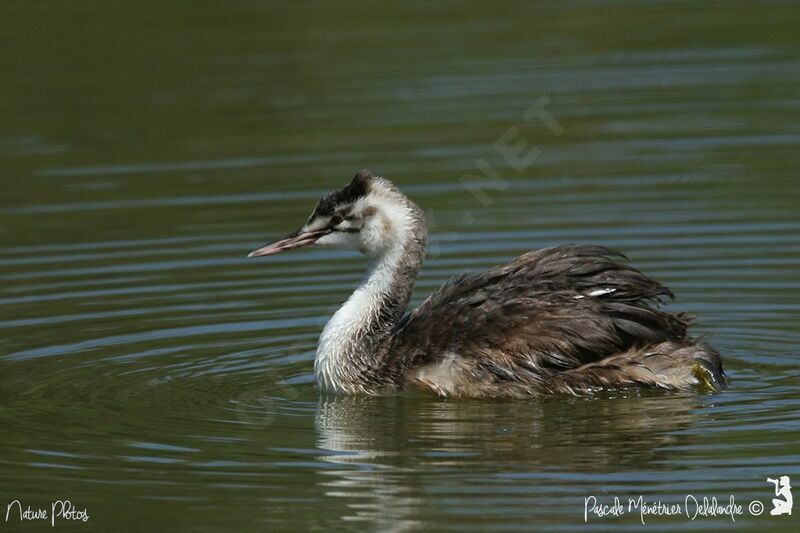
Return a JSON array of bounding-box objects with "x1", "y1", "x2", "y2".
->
[{"x1": 314, "y1": 392, "x2": 706, "y2": 528}]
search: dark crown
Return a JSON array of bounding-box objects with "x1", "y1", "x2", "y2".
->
[{"x1": 313, "y1": 169, "x2": 373, "y2": 217}]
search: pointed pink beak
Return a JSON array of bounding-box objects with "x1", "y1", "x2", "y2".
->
[{"x1": 247, "y1": 229, "x2": 329, "y2": 258}]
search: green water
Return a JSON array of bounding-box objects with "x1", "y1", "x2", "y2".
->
[{"x1": 2, "y1": 1, "x2": 799, "y2": 531}]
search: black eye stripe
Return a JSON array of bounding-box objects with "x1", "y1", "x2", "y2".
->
[
  {"x1": 330, "y1": 214, "x2": 358, "y2": 224},
  {"x1": 326, "y1": 215, "x2": 361, "y2": 233}
]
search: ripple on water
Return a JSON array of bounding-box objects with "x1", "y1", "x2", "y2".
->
[{"x1": 2, "y1": 8, "x2": 800, "y2": 529}]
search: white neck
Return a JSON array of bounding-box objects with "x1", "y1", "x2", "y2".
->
[
  {"x1": 314, "y1": 195, "x2": 426, "y2": 394},
  {"x1": 315, "y1": 246, "x2": 402, "y2": 393}
]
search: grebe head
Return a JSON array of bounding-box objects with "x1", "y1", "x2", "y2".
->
[{"x1": 248, "y1": 169, "x2": 421, "y2": 259}]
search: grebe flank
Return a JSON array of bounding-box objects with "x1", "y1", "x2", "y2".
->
[{"x1": 248, "y1": 170, "x2": 726, "y2": 398}]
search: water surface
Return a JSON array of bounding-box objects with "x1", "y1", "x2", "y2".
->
[{"x1": 1, "y1": 1, "x2": 799, "y2": 531}]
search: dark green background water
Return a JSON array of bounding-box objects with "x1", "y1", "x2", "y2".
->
[{"x1": 1, "y1": 1, "x2": 799, "y2": 531}]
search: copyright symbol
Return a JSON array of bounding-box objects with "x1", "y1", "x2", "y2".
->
[{"x1": 749, "y1": 500, "x2": 764, "y2": 516}]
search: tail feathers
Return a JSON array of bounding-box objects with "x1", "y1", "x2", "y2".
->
[
  {"x1": 689, "y1": 342, "x2": 727, "y2": 391},
  {"x1": 556, "y1": 340, "x2": 727, "y2": 393}
]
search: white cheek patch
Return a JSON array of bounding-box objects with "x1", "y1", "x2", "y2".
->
[
  {"x1": 352, "y1": 197, "x2": 369, "y2": 213},
  {"x1": 356, "y1": 195, "x2": 410, "y2": 256},
  {"x1": 316, "y1": 231, "x2": 361, "y2": 249},
  {"x1": 304, "y1": 216, "x2": 331, "y2": 232},
  {"x1": 334, "y1": 219, "x2": 360, "y2": 232}
]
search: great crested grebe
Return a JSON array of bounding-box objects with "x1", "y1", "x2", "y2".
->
[{"x1": 248, "y1": 170, "x2": 726, "y2": 398}]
